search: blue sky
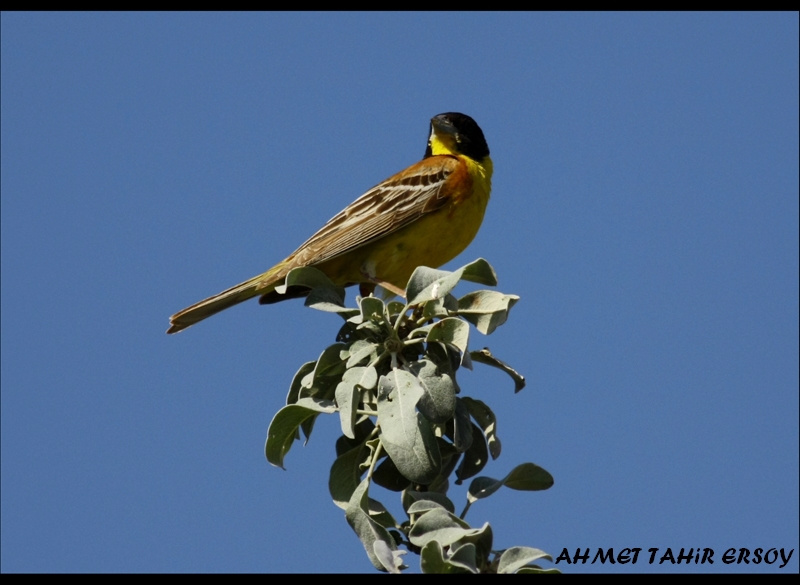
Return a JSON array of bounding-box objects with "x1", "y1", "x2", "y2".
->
[{"x1": 1, "y1": 12, "x2": 797, "y2": 573}]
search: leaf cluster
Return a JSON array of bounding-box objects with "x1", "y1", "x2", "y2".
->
[{"x1": 264, "y1": 259, "x2": 556, "y2": 573}]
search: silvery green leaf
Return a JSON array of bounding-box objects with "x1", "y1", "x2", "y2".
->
[
  {"x1": 469, "y1": 348, "x2": 525, "y2": 393},
  {"x1": 460, "y1": 396, "x2": 501, "y2": 460},
  {"x1": 265, "y1": 397, "x2": 336, "y2": 468},
  {"x1": 275, "y1": 266, "x2": 344, "y2": 299},
  {"x1": 402, "y1": 489, "x2": 456, "y2": 515},
  {"x1": 285, "y1": 361, "x2": 315, "y2": 405},
  {"x1": 425, "y1": 318, "x2": 469, "y2": 357},
  {"x1": 329, "y1": 443, "x2": 367, "y2": 509},
  {"x1": 407, "y1": 259, "x2": 498, "y2": 306},
  {"x1": 406, "y1": 358, "x2": 457, "y2": 424},
  {"x1": 455, "y1": 422, "x2": 488, "y2": 483},
  {"x1": 346, "y1": 340, "x2": 379, "y2": 368},
  {"x1": 345, "y1": 479, "x2": 398, "y2": 572},
  {"x1": 466, "y1": 462, "x2": 554, "y2": 504},
  {"x1": 304, "y1": 285, "x2": 349, "y2": 313},
  {"x1": 456, "y1": 291, "x2": 519, "y2": 334},
  {"x1": 497, "y1": 546, "x2": 554, "y2": 574},
  {"x1": 452, "y1": 398, "x2": 473, "y2": 453},
  {"x1": 359, "y1": 296, "x2": 386, "y2": 323},
  {"x1": 377, "y1": 370, "x2": 441, "y2": 485},
  {"x1": 408, "y1": 507, "x2": 471, "y2": 548}
]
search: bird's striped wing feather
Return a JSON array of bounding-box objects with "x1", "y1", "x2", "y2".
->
[{"x1": 285, "y1": 156, "x2": 459, "y2": 268}]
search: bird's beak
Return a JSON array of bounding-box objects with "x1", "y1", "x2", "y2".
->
[{"x1": 430, "y1": 114, "x2": 458, "y2": 139}]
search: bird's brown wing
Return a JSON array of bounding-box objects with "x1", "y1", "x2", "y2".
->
[{"x1": 285, "y1": 155, "x2": 462, "y2": 268}]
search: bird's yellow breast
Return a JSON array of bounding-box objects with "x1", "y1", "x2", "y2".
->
[{"x1": 317, "y1": 154, "x2": 493, "y2": 289}]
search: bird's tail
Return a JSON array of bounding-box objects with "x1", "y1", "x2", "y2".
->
[{"x1": 167, "y1": 264, "x2": 287, "y2": 334}]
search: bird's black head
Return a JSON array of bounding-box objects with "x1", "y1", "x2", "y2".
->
[{"x1": 424, "y1": 112, "x2": 490, "y2": 161}]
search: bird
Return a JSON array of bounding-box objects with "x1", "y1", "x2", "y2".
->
[{"x1": 167, "y1": 112, "x2": 492, "y2": 334}]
